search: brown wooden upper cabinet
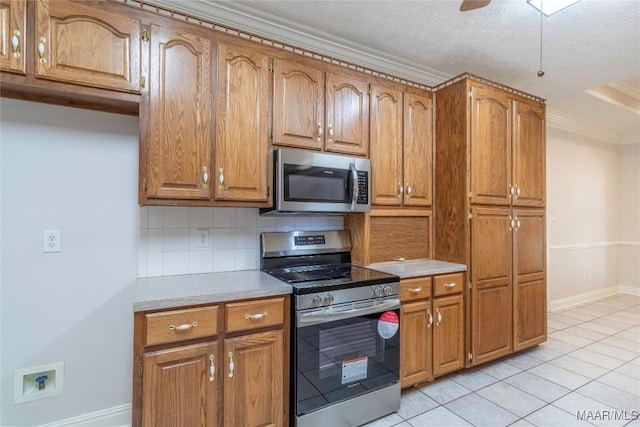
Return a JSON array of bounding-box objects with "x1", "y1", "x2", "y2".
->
[
  {"x1": 215, "y1": 43, "x2": 271, "y2": 203},
  {"x1": 470, "y1": 83, "x2": 545, "y2": 208},
  {"x1": 0, "y1": 0, "x2": 26, "y2": 74},
  {"x1": 34, "y1": 0, "x2": 141, "y2": 93},
  {"x1": 273, "y1": 57, "x2": 370, "y2": 157},
  {"x1": 141, "y1": 23, "x2": 214, "y2": 201},
  {"x1": 370, "y1": 83, "x2": 433, "y2": 207}
]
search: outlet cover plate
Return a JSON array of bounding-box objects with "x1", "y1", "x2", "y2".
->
[{"x1": 43, "y1": 230, "x2": 61, "y2": 253}]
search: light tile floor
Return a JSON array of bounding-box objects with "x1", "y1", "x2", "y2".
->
[{"x1": 364, "y1": 293, "x2": 640, "y2": 427}]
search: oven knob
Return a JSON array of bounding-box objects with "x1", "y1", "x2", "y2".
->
[
  {"x1": 324, "y1": 294, "x2": 334, "y2": 305},
  {"x1": 383, "y1": 285, "x2": 393, "y2": 296},
  {"x1": 312, "y1": 295, "x2": 323, "y2": 307},
  {"x1": 373, "y1": 286, "x2": 383, "y2": 297}
]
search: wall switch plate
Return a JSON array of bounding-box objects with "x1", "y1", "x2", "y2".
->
[
  {"x1": 196, "y1": 229, "x2": 210, "y2": 248},
  {"x1": 43, "y1": 230, "x2": 61, "y2": 253},
  {"x1": 14, "y1": 362, "x2": 64, "y2": 404}
]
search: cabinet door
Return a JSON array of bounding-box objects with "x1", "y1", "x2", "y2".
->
[
  {"x1": 513, "y1": 209, "x2": 546, "y2": 351},
  {"x1": 403, "y1": 91, "x2": 433, "y2": 207},
  {"x1": 513, "y1": 100, "x2": 546, "y2": 208},
  {"x1": 370, "y1": 83, "x2": 403, "y2": 206},
  {"x1": 433, "y1": 294, "x2": 464, "y2": 376},
  {"x1": 325, "y1": 71, "x2": 369, "y2": 156},
  {"x1": 400, "y1": 300, "x2": 432, "y2": 387},
  {"x1": 0, "y1": 0, "x2": 25, "y2": 73},
  {"x1": 35, "y1": 0, "x2": 141, "y2": 92},
  {"x1": 273, "y1": 57, "x2": 324, "y2": 150},
  {"x1": 470, "y1": 84, "x2": 512, "y2": 206},
  {"x1": 224, "y1": 330, "x2": 284, "y2": 427},
  {"x1": 143, "y1": 341, "x2": 218, "y2": 427},
  {"x1": 215, "y1": 43, "x2": 270, "y2": 203},
  {"x1": 470, "y1": 207, "x2": 513, "y2": 365},
  {"x1": 143, "y1": 24, "x2": 213, "y2": 200}
]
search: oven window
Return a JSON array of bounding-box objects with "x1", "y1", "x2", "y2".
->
[
  {"x1": 295, "y1": 311, "x2": 400, "y2": 416},
  {"x1": 284, "y1": 165, "x2": 349, "y2": 203}
]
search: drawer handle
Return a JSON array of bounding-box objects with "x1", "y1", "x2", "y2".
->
[
  {"x1": 443, "y1": 282, "x2": 456, "y2": 289},
  {"x1": 393, "y1": 256, "x2": 406, "y2": 262},
  {"x1": 245, "y1": 311, "x2": 268, "y2": 321},
  {"x1": 169, "y1": 321, "x2": 198, "y2": 332},
  {"x1": 409, "y1": 287, "x2": 422, "y2": 294}
]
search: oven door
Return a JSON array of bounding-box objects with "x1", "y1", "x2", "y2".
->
[{"x1": 294, "y1": 297, "x2": 400, "y2": 418}]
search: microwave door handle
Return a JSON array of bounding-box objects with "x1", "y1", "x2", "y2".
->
[
  {"x1": 297, "y1": 298, "x2": 400, "y2": 327},
  {"x1": 349, "y1": 163, "x2": 358, "y2": 211}
]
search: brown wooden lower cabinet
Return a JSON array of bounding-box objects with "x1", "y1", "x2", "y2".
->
[
  {"x1": 400, "y1": 272, "x2": 465, "y2": 388},
  {"x1": 143, "y1": 341, "x2": 218, "y2": 427},
  {"x1": 133, "y1": 296, "x2": 289, "y2": 427}
]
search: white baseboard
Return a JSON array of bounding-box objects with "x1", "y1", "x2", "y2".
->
[
  {"x1": 549, "y1": 286, "x2": 621, "y2": 312},
  {"x1": 39, "y1": 404, "x2": 131, "y2": 427},
  {"x1": 619, "y1": 285, "x2": 640, "y2": 296}
]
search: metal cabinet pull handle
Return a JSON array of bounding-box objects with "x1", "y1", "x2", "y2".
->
[
  {"x1": 398, "y1": 183, "x2": 404, "y2": 196},
  {"x1": 317, "y1": 122, "x2": 323, "y2": 141},
  {"x1": 443, "y1": 282, "x2": 456, "y2": 289},
  {"x1": 38, "y1": 37, "x2": 47, "y2": 63},
  {"x1": 327, "y1": 123, "x2": 333, "y2": 141},
  {"x1": 509, "y1": 185, "x2": 514, "y2": 197},
  {"x1": 427, "y1": 309, "x2": 433, "y2": 328},
  {"x1": 245, "y1": 311, "x2": 268, "y2": 321},
  {"x1": 393, "y1": 256, "x2": 406, "y2": 262},
  {"x1": 203, "y1": 166, "x2": 209, "y2": 185},
  {"x1": 228, "y1": 352, "x2": 235, "y2": 378},
  {"x1": 209, "y1": 355, "x2": 215, "y2": 382},
  {"x1": 409, "y1": 287, "x2": 422, "y2": 294},
  {"x1": 516, "y1": 219, "x2": 521, "y2": 230},
  {"x1": 11, "y1": 30, "x2": 20, "y2": 58},
  {"x1": 218, "y1": 168, "x2": 224, "y2": 186},
  {"x1": 436, "y1": 308, "x2": 442, "y2": 326},
  {"x1": 169, "y1": 321, "x2": 198, "y2": 332},
  {"x1": 406, "y1": 183, "x2": 412, "y2": 197},
  {"x1": 515, "y1": 185, "x2": 521, "y2": 198},
  {"x1": 509, "y1": 215, "x2": 514, "y2": 231}
]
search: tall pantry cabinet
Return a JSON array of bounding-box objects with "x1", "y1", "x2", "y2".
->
[{"x1": 434, "y1": 76, "x2": 547, "y2": 366}]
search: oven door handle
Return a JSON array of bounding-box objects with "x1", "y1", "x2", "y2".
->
[{"x1": 297, "y1": 298, "x2": 400, "y2": 327}]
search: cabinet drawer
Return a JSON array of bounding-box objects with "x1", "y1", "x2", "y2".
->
[
  {"x1": 400, "y1": 277, "x2": 432, "y2": 302},
  {"x1": 433, "y1": 273, "x2": 464, "y2": 297},
  {"x1": 226, "y1": 297, "x2": 285, "y2": 333},
  {"x1": 145, "y1": 306, "x2": 218, "y2": 346}
]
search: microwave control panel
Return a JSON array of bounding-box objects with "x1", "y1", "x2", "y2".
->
[{"x1": 357, "y1": 171, "x2": 369, "y2": 204}]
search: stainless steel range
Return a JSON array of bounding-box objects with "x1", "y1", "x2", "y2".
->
[{"x1": 261, "y1": 230, "x2": 401, "y2": 427}]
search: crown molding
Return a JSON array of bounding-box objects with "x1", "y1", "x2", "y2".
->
[
  {"x1": 546, "y1": 108, "x2": 624, "y2": 144},
  {"x1": 149, "y1": 0, "x2": 451, "y2": 86}
]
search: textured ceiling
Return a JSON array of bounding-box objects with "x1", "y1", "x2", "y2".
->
[{"x1": 160, "y1": 0, "x2": 640, "y2": 143}]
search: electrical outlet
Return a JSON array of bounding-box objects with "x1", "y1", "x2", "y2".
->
[
  {"x1": 43, "y1": 230, "x2": 61, "y2": 253},
  {"x1": 196, "y1": 229, "x2": 210, "y2": 248}
]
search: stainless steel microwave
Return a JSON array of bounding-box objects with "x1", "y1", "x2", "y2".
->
[{"x1": 261, "y1": 148, "x2": 371, "y2": 215}]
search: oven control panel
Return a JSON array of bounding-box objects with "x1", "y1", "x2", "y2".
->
[{"x1": 296, "y1": 282, "x2": 400, "y2": 310}]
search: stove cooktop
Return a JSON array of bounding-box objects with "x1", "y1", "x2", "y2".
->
[{"x1": 264, "y1": 263, "x2": 399, "y2": 294}]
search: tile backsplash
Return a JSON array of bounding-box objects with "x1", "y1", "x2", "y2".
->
[{"x1": 138, "y1": 207, "x2": 344, "y2": 277}]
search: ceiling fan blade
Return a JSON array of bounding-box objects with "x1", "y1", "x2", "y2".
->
[{"x1": 460, "y1": 0, "x2": 491, "y2": 11}]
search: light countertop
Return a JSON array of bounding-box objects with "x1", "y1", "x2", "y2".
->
[
  {"x1": 133, "y1": 270, "x2": 292, "y2": 312},
  {"x1": 366, "y1": 259, "x2": 467, "y2": 279}
]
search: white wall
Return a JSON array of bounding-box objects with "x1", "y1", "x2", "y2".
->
[
  {"x1": 618, "y1": 143, "x2": 640, "y2": 293},
  {"x1": 0, "y1": 99, "x2": 139, "y2": 426},
  {"x1": 546, "y1": 127, "x2": 640, "y2": 310}
]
